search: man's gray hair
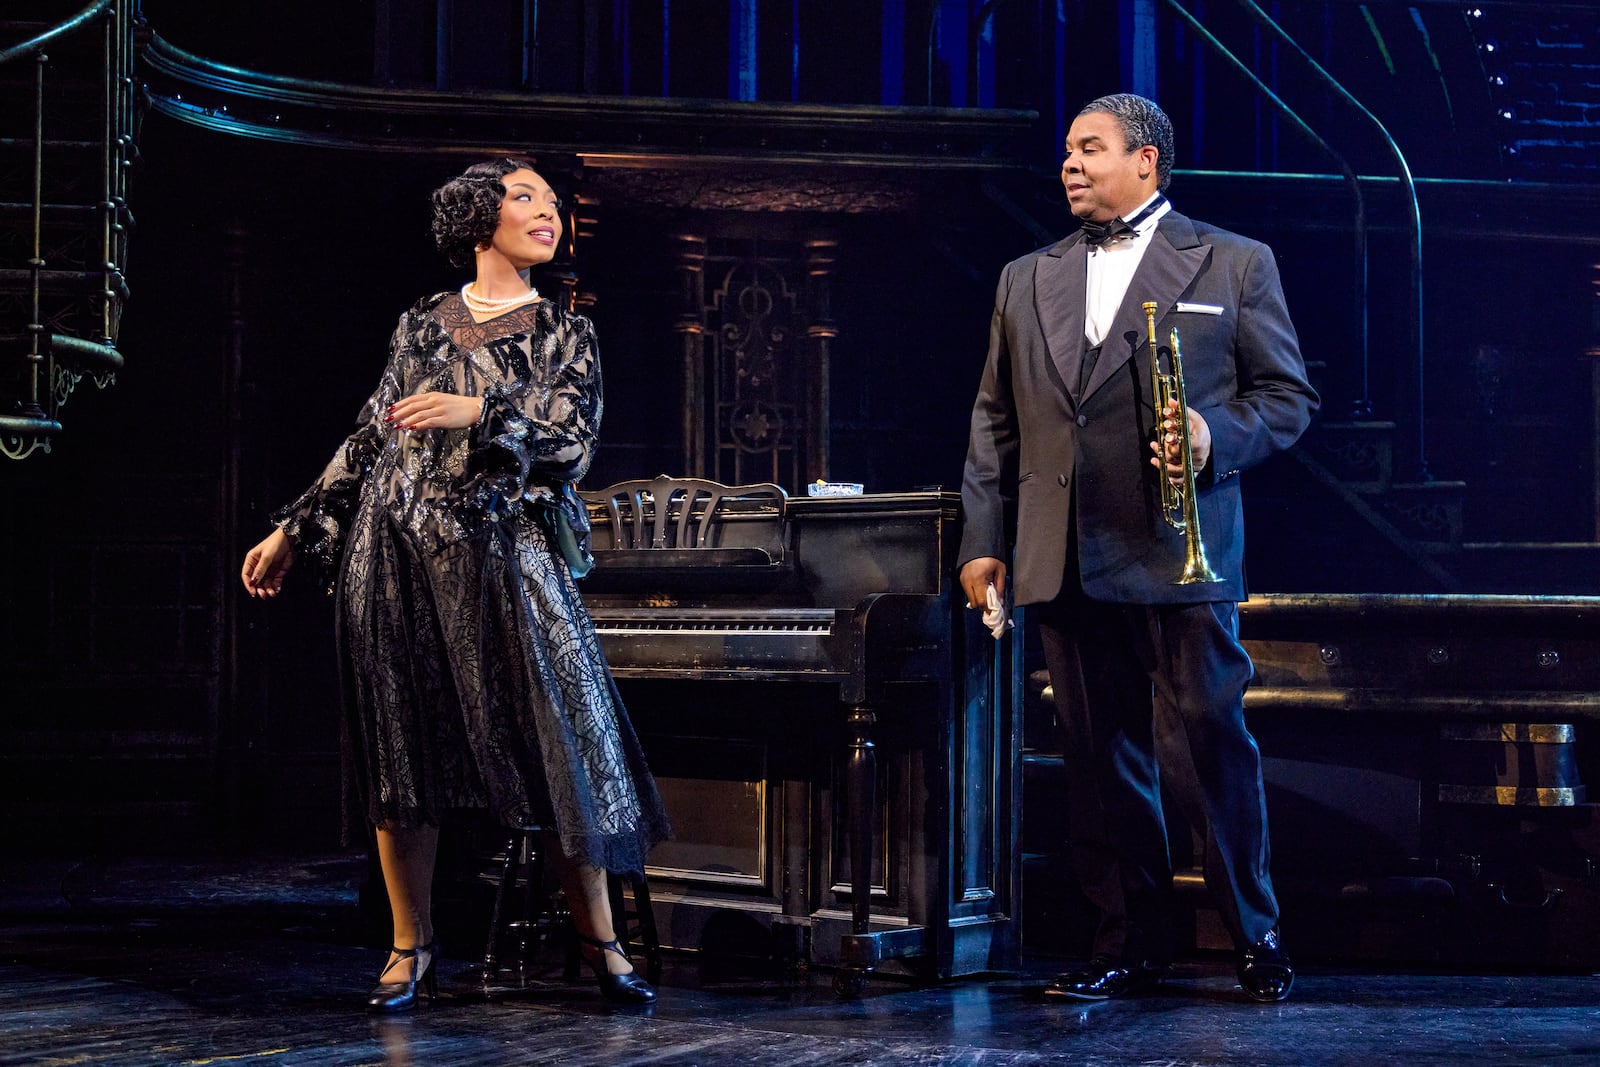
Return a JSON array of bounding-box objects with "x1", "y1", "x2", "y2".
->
[{"x1": 1078, "y1": 93, "x2": 1174, "y2": 191}]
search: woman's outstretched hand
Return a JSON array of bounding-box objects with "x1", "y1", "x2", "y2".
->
[
  {"x1": 242, "y1": 527, "x2": 295, "y2": 598},
  {"x1": 385, "y1": 392, "x2": 482, "y2": 432}
]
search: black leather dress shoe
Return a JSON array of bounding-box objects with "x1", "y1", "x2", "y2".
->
[
  {"x1": 1238, "y1": 929, "x2": 1294, "y2": 1002},
  {"x1": 1043, "y1": 955, "x2": 1165, "y2": 1001}
]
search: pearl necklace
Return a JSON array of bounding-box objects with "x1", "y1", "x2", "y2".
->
[{"x1": 460, "y1": 282, "x2": 540, "y2": 314}]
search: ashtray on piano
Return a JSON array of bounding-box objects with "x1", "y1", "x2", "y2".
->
[{"x1": 807, "y1": 480, "x2": 865, "y2": 497}]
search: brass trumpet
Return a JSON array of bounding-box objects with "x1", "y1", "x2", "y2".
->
[{"x1": 1142, "y1": 301, "x2": 1221, "y2": 585}]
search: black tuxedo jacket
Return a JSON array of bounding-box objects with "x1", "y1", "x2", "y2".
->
[{"x1": 958, "y1": 209, "x2": 1319, "y2": 605}]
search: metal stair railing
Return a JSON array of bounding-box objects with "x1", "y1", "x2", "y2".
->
[
  {"x1": 1161, "y1": 0, "x2": 1372, "y2": 425},
  {"x1": 1160, "y1": 0, "x2": 1432, "y2": 482},
  {"x1": 0, "y1": 2, "x2": 112, "y2": 67},
  {"x1": 1221, "y1": 0, "x2": 1428, "y2": 481},
  {"x1": 1, "y1": 0, "x2": 136, "y2": 460},
  {"x1": 1162, "y1": 0, "x2": 1443, "y2": 578}
]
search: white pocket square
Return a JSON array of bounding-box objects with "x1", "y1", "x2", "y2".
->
[{"x1": 1175, "y1": 302, "x2": 1224, "y2": 315}]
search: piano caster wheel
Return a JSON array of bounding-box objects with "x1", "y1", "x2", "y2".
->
[{"x1": 832, "y1": 969, "x2": 867, "y2": 999}]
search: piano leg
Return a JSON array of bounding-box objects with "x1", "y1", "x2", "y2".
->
[{"x1": 835, "y1": 703, "x2": 876, "y2": 998}]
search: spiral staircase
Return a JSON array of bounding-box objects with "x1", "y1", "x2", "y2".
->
[{"x1": 0, "y1": 0, "x2": 140, "y2": 459}]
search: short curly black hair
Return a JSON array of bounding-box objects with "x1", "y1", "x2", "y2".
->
[
  {"x1": 1078, "y1": 93, "x2": 1175, "y2": 191},
  {"x1": 430, "y1": 157, "x2": 543, "y2": 269}
]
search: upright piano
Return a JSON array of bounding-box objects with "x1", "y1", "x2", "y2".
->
[{"x1": 578, "y1": 477, "x2": 1023, "y2": 991}]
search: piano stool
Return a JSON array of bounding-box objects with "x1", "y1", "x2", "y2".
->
[{"x1": 481, "y1": 828, "x2": 662, "y2": 985}]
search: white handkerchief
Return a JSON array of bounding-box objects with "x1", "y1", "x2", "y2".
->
[
  {"x1": 1175, "y1": 302, "x2": 1224, "y2": 315},
  {"x1": 982, "y1": 583, "x2": 1012, "y2": 641}
]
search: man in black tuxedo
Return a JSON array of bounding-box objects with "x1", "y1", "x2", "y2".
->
[{"x1": 957, "y1": 93, "x2": 1317, "y2": 1002}]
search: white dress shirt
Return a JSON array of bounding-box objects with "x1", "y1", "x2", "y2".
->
[{"x1": 1085, "y1": 192, "x2": 1171, "y2": 346}]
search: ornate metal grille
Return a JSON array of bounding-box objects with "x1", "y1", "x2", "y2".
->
[{"x1": 705, "y1": 254, "x2": 806, "y2": 489}]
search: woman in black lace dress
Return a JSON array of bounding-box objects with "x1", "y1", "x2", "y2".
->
[{"x1": 240, "y1": 158, "x2": 668, "y2": 1010}]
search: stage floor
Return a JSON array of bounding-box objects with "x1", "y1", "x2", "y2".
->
[{"x1": 2, "y1": 855, "x2": 1597, "y2": 1066}]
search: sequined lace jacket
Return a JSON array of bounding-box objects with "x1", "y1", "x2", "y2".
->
[{"x1": 273, "y1": 292, "x2": 599, "y2": 587}]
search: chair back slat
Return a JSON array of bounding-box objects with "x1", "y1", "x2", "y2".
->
[{"x1": 581, "y1": 475, "x2": 787, "y2": 555}]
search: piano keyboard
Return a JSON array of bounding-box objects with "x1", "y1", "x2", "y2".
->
[
  {"x1": 589, "y1": 607, "x2": 848, "y2": 678},
  {"x1": 591, "y1": 608, "x2": 837, "y2": 637}
]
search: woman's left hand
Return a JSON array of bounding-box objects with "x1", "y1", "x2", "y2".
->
[{"x1": 385, "y1": 392, "x2": 482, "y2": 432}]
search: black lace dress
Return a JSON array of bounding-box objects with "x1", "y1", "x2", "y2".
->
[{"x1": 273, "y1": 291, "x2": 668, "y2": 876}]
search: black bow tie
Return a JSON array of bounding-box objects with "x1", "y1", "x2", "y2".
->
[
  {"x1": 1079, "y1": 193, "x2": 1168, "y2": 248},
  {"x1": 1080, "y1": 217, "x2": 1134, "y2": 247}
]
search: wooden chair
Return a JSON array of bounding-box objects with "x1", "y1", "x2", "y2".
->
[{"x1": 580, "y1": 474, "x2": 788, "y2": 559}]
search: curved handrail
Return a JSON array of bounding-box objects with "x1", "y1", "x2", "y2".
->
[
  {"x1": 1164, "y1": 0, "x2": 1371, "y2": 423},
  {"x1": 1233, "y1": 0, "x2": 1426, "y2": 479},
  {"x1": 51, "y1": 333, "x2": 124, "y2": 374},
  {"x1": 139, "y1": 29, "x2": 1035, "y2": 168},
  {"x1": 142, "y1": 29, "x2": 1030, "y2": 131},
  {"x1": 0, "y1": 0, "x2": 112, "y2": 67}
]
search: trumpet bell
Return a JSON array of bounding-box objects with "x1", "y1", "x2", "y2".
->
[{"x1": 1177, "y1": 552, "x2": 1222, "y2": 585}]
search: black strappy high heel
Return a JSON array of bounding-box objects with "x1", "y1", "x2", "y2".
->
[
  {"x1": 575, "y1": 933, "x2": 656, "y2": 1003},
  {"x1": 367, "y1": 943, "x2": 438, "y2": 1012}
]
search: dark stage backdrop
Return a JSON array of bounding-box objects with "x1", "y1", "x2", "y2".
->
[{"x1": 3, "y1": 0, "x2": 1598, "y2": 859}]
